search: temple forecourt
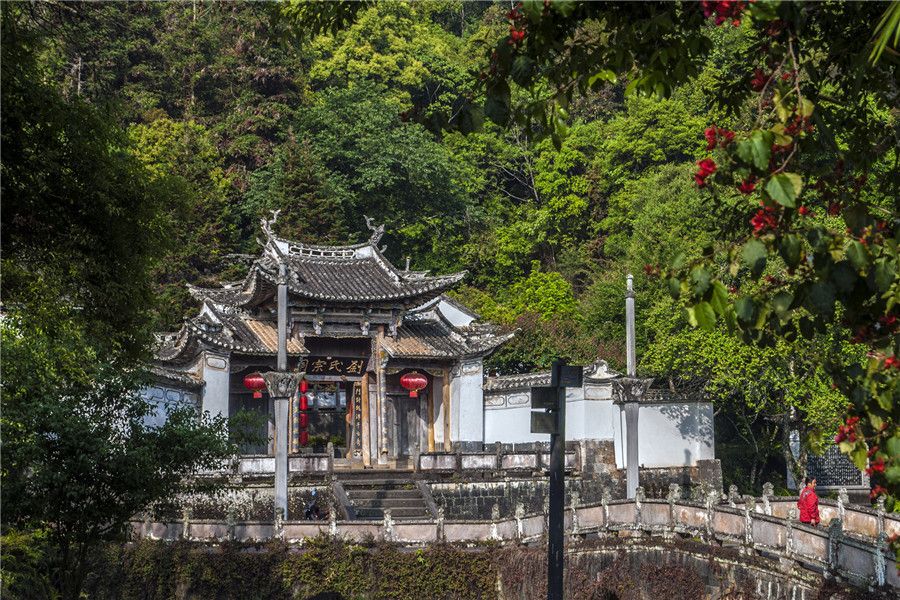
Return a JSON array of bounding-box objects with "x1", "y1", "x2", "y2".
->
[{"x1": 146, "y1": 218, "x2": 720, "y2": 511}]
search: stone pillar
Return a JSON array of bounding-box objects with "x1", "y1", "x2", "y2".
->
[
  {"x1": 826, "y1": 518, "x2": 843, "y2": 578},
  {"x1": 742, "y1": 495, "x2": 754, "y2": 550},
  {"x1": 375, "y1": 328, "x2": 388, "y2": 465},
  {"x1": 624, "y1": 274, "x2": 639, "y2": 500},
  {"x1": 837, "y1": 487, "x2": 849, "y2": 521},
  {"x1": 667, "y1": 484, "x2": 681, "y2": 536},
  {"x1": 383, "y1": 509, "x2": 395, "y2": 542},
  {"x1": 762, "y1": 482, "x2": 774, "y2": 516}
]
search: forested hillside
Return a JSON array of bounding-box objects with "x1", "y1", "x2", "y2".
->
[{"x1": 3, "y1": 1, "x2": 886, "y2": 492}]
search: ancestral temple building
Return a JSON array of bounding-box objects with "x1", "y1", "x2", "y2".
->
[
  {"x1": 150, "y1": 219, "x2": 512, "y2": 466},
  {"x1": 148, "y1": 218, "x2": 717, "y2": 482}
]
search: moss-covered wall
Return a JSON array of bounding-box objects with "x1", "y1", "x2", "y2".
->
[{"x1": 69, "y1": 537, "x2": 885, "y2": 600}]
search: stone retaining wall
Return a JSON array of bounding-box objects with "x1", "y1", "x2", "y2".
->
[{"x1": 132, "y1": 490, "x2": 899, "y2": 591}]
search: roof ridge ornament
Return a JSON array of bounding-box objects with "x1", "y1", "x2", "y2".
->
[
  {"x1": 363, "y1": 215, "x2": 385, "y2": 246},
  {"x1": 259, "y1": 210, "x2": 287, "y2": 261}
]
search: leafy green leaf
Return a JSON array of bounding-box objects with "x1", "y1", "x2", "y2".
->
[
  {"x1": 735, "y1": 296, "x2": 755, "y2": 324},
  {"x1": 738, "y1": 130, "x2": 774, "y2": 170},
  {"x1": 741, "y1": 239, "x2": 768, "y2": 278},
  {"x1": 807, "y1": 281, "x2": 836, "y2": 317},
  {"x1": 510, "y1": 56, "x2": 536, "y2": 87},
  {"x1": 484, "y1": 80, "x2": 511, "y2": 125},
  {"x1": 690, "y1": 266, "x2": 710, "y2": 297},
  {"x1": 772, "y1": 291, "x2": 794, "y2": 317},
  {"x1": 874, "y1": 258, "x2": 896, "y2": 292},
  {"x1": 709, "y1": 281, "x2": 729, "y2": 314},
  {"x1": 691, "y1": 301, "x2": 716, "y2": 330},
  {"x1": 668, "y1": 277, "x2": 681, "y2": 300},
  {"x1": 846, "y1": 240, "x2": 870, "y2": 271},
  {"x1": 765, "y1": 173, "x2": 803, "y2": 208},
  {"x1": 778, "y1": 234, "x2": 802, "y2": 269}
]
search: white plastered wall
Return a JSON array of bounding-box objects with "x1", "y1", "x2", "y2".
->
[
  {"x1": 483, "y1": 382, "x2": 616, "y2": 444},
  {"x1": 200, "y1": 352, "x2": 231, "y2": 419},
  {"x1": 451, "y1": 359, "x2": 484, "y2": 446},
  {"x1": 613, "y1": 402, "x2": 715, "y2": 468}
]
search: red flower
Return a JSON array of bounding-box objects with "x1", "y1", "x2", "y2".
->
[
  {"x1": 704, "y1": 126, "x2": 735, "y2": 150},
  {"x1": 750, "y1": 68, "x2": 768, "y2": 92},
  {"x1": 701, "y1": 0, "x2": 747, "y2": 26},
  {"x1": 885, "y1": 356, "x2": 900, "y2": 370},
  {"x1": 797, "y1": 206, "x2": 811, "y2": 216},
  {"x1": 738, "y1": 178, "x2": 756, "y2": 194},
  {"x1": 870, "y1": 485, "x2": 887, "y2": 500},
  {"x1": 866, "y1": 459, "x2": 886, "y2": 476},
  {"x1": 509, "y1": 28, "x2": 526, "y2": 44},
  {"x1": 705, "y1": 127, "x2": 717, "y2": 150},
  {"x1": 868, "y1": 445, "x2": 880, "y2": 458},
  {"x1": 827, "y1": 202, "x2": 841, "y2": 216},
  {"x1": 750, "y1": 206, "x2": 778, "y2": 235},
  {"x1": 694, "y1": 158, "x2": 717, "y2": 187},
  {"x1": 697, "y1": 158, "x2": 717, "y2": 176}
]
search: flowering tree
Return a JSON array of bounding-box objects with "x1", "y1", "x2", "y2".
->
[{"x1": 475, "y1": 0, "x2": 898, "y2": 512}]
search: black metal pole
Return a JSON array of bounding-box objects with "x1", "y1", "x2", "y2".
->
[{"x1": 547, "y1": 362, "x2": 566, "y2": 600}]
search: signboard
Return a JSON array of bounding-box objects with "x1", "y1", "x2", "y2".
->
[
  {"x1": 530, "y1": 386, "x2": 559, "y2": 410},
  {"x1": 550, "y1": 364, "x2": 583, "y2": 389},
  {"x1": 299, "y1": 356, "x2": 366, "y2": 377},
  {"x1": 351, "y1": 383, "x2": 363, "y2": 458},
  {"x1": 530, "y1": 361, "x2": 582, "y2": 435},
  {"x1": 531, "y1": 411, "x2": 558, "y2": 435}
]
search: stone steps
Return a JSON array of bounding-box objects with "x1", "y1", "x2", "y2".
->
[{"x1": 339, "y1": 476, "x2": 432, "y2": 521}]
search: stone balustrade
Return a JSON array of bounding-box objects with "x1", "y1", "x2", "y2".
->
[
  {"x1": 133, "y1": 490, "x2": 898, "y2": 591},
  {"x1": 199, "y1": 448, "x2": 578, "y2": 478}
]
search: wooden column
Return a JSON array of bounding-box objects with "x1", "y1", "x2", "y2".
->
[
  {"x1": 427, "y1": 385, "x2": 435, "y2": 453},
  {"x1": 442, "y1": 368, "x2": 451, "y2": 452},
  {"x1": 361, "y1": 373, "x2": 371, "y2": 466}
]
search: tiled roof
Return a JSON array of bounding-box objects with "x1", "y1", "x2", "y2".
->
[
  {"x1": 186, "y1": 309, "x2": 308, "y2": 356},
  {"x1": 156, "y1": 304, "x2": 307, "y2": 361},
  {"x1": 189, "y1": 239, "x2": 466, "y2": 308},
  {"x1": 382, "y1": 309, "x2": 513, "y2": 359},
  {"x1": 483, "y1": 371, "x2": 552, "y2": 391},
  {"x1": 483, "y1": 360, "x2": 620, "y2": 392},
  {"x1": 149, "y1": 365, "x2": 203, "y2": 390}
]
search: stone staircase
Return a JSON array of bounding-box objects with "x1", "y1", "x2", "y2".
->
[{"x1": 338, "y1": 472, "x2": 434, "y2": 520}]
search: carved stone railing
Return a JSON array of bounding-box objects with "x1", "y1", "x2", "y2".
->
[
  {"x1": 731, "y1": 485, "x2": 900, "y2": 542},
  {"x1": 132, "y1": 493, "x2": 898, "y2": 590},
  {"x1": 418, "y1": 449, "x2": 577, "y2": 474}
]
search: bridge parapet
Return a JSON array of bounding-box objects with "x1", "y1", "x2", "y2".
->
[{"x1": 132, "y1": 494, "x2": 898, "y2": 591}]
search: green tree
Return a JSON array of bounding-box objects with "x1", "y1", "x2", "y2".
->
[
  {"x1": 128, "y1": 117, "x2": 241, "y2": 329},
  {"x1": 1, "y1": 7, "x2": 242, "y2": 597},
  {"x1": 300, "y1": 83, "x2": 471, "y2": 272}
]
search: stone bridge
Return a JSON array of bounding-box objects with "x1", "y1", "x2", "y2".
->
[{"x1": 135, "y1": 486, "x2": 898, "y2": 593}]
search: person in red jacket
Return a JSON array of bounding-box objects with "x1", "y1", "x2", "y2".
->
[{"x1": 798, "y1": 477, "x2": 820, "y2": 526}]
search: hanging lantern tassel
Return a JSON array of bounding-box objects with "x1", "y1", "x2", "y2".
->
[
  {"x1": 243, "y1": 372, "x2": 266, "y2": 399},
  {"x1": 400, "y1": 371, "x2": 428, "y2": 398}
]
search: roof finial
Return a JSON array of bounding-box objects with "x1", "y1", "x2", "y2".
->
[
  {"x1": 363, "y1": 215, "x2": 385, "y2": 246},
  {"x1": 259, "y1": 209, "x2": 286, "y2": 260},
  {"x1": 405, "y1": 256, "x2": 411, "y2": 271}
]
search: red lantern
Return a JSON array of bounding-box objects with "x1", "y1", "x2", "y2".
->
[
  {"x1": 300, "y1": 378, "x2": 308, "y2": 393},
  {"x1": 400, "y1": 371, "x2": 428, "y2": 398},
  {"x1": 300, "y1": 430, "x2": 309, "y2": 447},
  {"x1": 243, "y1": 372, "x2": 266, "y2": 399},
  {"x1": 299, "y1": 413, "x2": 309, "y2": 429},
  {"x1": 299, "y1": 394, "x2": 308, "y2": 411}
]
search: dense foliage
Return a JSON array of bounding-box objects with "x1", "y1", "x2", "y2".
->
[{"x1": 3, "y1": 3, "x2": 897, "y2": 591}]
